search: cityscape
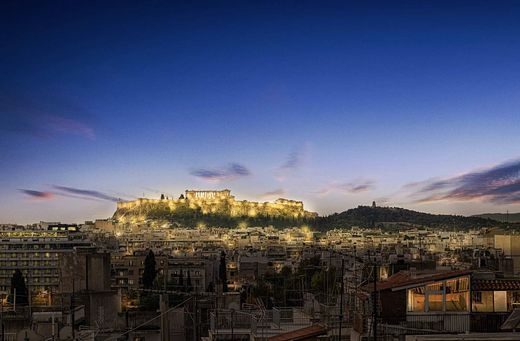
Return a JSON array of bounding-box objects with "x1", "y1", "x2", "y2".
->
[{"x1": 3, "y1": 1, "x2": 520, "y2": 341}]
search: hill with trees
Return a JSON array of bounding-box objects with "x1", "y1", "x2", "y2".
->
[
  {"x1": 315, "y1": 205, "x2": 512, "y2": 230},
  {"x1": 472, "y1": 212, "x2": 520, "y2": 223}
]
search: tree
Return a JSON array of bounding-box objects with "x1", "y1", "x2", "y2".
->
[
  {"x1": 178, "y1": 269, "x2": 184, "y2": 291},
  {"x1": 280, "y1": 265, "x2": 292, "y2": 278},
  {"x1": 142, "y1": 250, "x2": 157, "y2": 289},
  {"x1": 186, "y1": 270, "x2": 192, "y2": 292},
  {"x1": 219, "y1": 251, "x2": 228, "y2": 292},
  {"x1": 11, "y1": 269, "x2": 28, "y2": 305},
  {"x1": 160, "y1": 194, "x2": 165, "y2": 200}
]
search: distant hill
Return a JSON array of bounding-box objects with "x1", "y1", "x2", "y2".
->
[
  {"x1": 316, "y1": 205, "x2": 511, "y2": 230},
  {"x1": 472, "y1": 213, "x2": 520, "y2": 223}
]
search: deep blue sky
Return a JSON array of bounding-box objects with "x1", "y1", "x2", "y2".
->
[{"x1": 2, "y1": 1, "x2": 520, "y2": 223}]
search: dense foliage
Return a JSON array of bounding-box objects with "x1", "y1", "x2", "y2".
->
[
  {"x1": 10, "y1": 269, "x2": 28, "y2": 305},
  {"x1": 142, "y1": 250, "x2": 157, "y2": 289},
  {"x1": 245, "y1": 255, "x2": 337, "y2": 307},
  {"x1": 315, "y1": 205, "x2": 512, "y2": 230},
  {"x1": 143, "y1": 202, "x2": 314, "y2": 228},
  {"x1": 472, "y1": 212, "x2": 520, "y2": 223}
]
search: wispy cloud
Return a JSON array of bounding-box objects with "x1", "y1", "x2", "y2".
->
[
  {"x1": 317, "y1": 179, "x2": 375, "y2": 196},
  {"x1": 275, "y1": 146, "x2": 308, "y2": 180},
  {"x1": 190, "y1": 163, "x2": 251, "y2": 182},
  {"x1": 261, "y1": 188, "x2": 286, "y2": 199},
  {"x1": 53, "y1": 185, "x2": 121, "y2": 202},
  {"x1": 44, "y1": 116, "x2": 94, "y2": 139},
  {"x1": 406, "y1": 159, "x2": 520, "y2": 204},
  {"x1": 0, "y1": 91, "x2": 95, "y2": 139},
  {"x1": 19, "y1": 189, "x2": 55, "y2": 200}
]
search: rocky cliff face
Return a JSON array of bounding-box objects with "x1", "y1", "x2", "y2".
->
[{"x1": 113, "y1": 190, "x2": 317, "y2": 226}]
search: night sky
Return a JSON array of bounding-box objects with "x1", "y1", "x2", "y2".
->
[{"x1": 2, "y1": 1, "x2": 520, "y2": 223}]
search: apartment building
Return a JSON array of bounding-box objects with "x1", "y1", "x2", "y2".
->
[{"x1": 0, "y1": 225, "x2": 92, "y2": 303}]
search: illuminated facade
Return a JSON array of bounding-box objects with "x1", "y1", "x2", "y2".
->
[
  {"x1": 0, "y1": 226, "x2": 92, "y2": 302},
  {"x1": 114, "y1": 189, "x2": 317, "y2": 223}
]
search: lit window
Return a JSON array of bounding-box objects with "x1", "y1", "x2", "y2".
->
[{"x1": 407, "y1": 276, "x2": 469, "y2": 313}]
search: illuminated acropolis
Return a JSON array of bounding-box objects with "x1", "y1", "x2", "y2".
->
[{"x1": 114, "y1": 189, "x2": 317, "y2": 223}]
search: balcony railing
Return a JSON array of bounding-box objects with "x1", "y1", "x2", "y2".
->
[
  {"x1": 355, "y1": 312, "x2": 511, "y2": 336},
  {"x1": 210, "y1": 307, "x2": 312, "y2": 335}
]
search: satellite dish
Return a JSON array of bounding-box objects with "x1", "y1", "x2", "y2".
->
[
  {"x1": 16, "y1": 329, "x2": 43, "y2": 341},
  {"x1": 59, "y1": 326, "x2": 72, "y2": 340}
]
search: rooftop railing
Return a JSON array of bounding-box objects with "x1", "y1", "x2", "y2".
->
[{"x1": 355, "y1": 312, "x2": 512, "y2": 336}]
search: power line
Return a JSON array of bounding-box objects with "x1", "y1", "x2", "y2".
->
[{"x1": 104, "y1": 297, "x2": 192, "y2": 341}]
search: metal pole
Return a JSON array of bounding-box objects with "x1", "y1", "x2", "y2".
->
[
  {"x1": 372, "y1": 261, "x2": 377, "y2": 341},
  {"x1": 193, "y1": 294, "x2": 197, "y2": 341},
  {"x1": 71, "y1": 279, "x2": 75, "y2": 341},
  {"x1": 51, "y1": 312, "x2": 55, "y2": 341},
  {"x1": 338, "y1": 258, "x2": 344, "y2": 341},
  {"x1": 1, "y1": 293, "x2": 4, "y2": 341},
  {"x1": 28, "y1": 279, "x2": 32, "y2": 322},
  {"x1": 353, "y1": 245, "x2": 357, "y2": 313},
  {"x1": 230, "y1": 309, "x2": 234, "y2": 341}
]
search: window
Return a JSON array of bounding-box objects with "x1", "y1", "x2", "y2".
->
[
  {"x1": 510, "y1": 291, "x2": 520, "y2": 310},
  {"x1": 473, "y1": 292, "x2": 482, "y2": 304},
  {"x1": 427, "y1": 293, "x2": 444, "y2": 311},
  {"x1": 407, "y1": 276, "x2": 470, "y2": 313},
  {"x1": 445, "y1": 277, "x2": 469, "y2": 311},
  {"x1": 408, "y1": 287, "x2": 425, "y2": 312},
  {"x1": 494, "y1": 291, "x2": 508, "y2": 312}
]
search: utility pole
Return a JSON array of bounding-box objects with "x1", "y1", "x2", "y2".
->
[
  {"x1": 1, "y1": 293, "x2": 4, "y2": 341},
  {"x1": 71, "y1": 279, "x2": 75, "y2": 341},
  {"x1": 338, "y1": 258, "x2": 345, "y2": 341},
  {"x1": 372, "y1": 260, "x2": 377, "y2": 341},
  {"x1": 327, "y1": 250, "x2": 332, "y2": 305},
  {"x1": 230, "y1": 309, "x2": 234, "y2": 341},
  {"x1": 193, "y1": 291, "x2": 198, "y2": 341},
  {"x1": 160, "y1": 294, "x2": 169, "y2": 341},
  {"x1": 51, "y1": 312, "x2": 55, "y2": 341},
  {"x1": 353, "y1": 244, "x2": 357, "y2": 313}
]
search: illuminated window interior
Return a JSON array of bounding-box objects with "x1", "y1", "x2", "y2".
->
[{"x1": 407, "y1": 276, "x2": 470, "y2": 312}]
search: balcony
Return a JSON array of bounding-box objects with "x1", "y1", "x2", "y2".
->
[{"x1": 356, "y1": 312, "x2": 512, "y2": 337}]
